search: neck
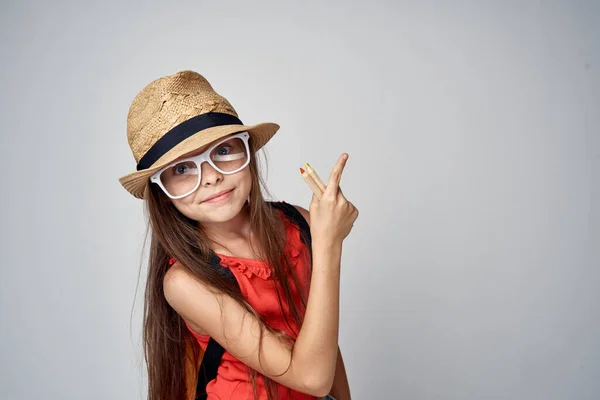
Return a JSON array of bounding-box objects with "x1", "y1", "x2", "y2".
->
[{"x1": 201, "y1": 202, "x2": 253, "y2": 244}]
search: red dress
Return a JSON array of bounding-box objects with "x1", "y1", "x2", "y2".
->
[{"x1": 169, "y1": 206, "x2": 315, "y2": 400}]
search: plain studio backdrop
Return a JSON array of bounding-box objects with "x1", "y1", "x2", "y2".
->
[{"x1": 0, "y1": 1, "x2": 598, "y2": 399}]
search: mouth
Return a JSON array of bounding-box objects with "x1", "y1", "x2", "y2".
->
[{"x1": 202, "y1": 188, "x2": 234, "y2": 203}]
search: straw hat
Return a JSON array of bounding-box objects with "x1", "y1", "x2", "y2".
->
[{"x1": 118, "y1": 70, "x2": 279, "y2": 199}]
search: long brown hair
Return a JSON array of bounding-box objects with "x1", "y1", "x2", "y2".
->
[{"x1": 136, "y1": 138, "x2": 310, "y2": 400}]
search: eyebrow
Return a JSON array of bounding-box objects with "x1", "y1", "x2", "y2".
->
[
  {"x1": 180, "y1": 143, "x2": 211, "y2": 160},
  {"x1": 174, "y1": 134, "x2": 235, "y2": 162}
]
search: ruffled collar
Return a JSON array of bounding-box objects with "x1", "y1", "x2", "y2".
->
[
  {"x1": 215, "y1": 210, "x2": 304, "y2": 280},
  {"x1": 216, "y1": 254, "x2": 272, "y2": 280}
]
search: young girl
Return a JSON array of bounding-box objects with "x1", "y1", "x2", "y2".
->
[{"x1": 118, "y1": 70, "x2": 359, "y2": 400}]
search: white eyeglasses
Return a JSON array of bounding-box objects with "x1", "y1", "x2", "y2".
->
[{"x1": 150, "y1": 131, "x2": 251, "y2": 199}]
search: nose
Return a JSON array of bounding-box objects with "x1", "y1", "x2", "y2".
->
[{"x1": 199, "y1": 161, "x2": 223, "y2": 187}]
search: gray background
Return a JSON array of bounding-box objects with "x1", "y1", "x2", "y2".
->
[{"x1": 1, "y1": 1, "x2": 598, "y2": 399}]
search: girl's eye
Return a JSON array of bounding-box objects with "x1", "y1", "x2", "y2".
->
[
  {"x1": 216, "y1": 145, "x2": 232, "y2": 156},
  {"x1": 174, "y1": 164, "x2": 189, "y2": 175}
]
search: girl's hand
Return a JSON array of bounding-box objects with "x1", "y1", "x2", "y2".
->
[{"x1": 309, "y1": 153, "x2": 359, "y2": 245}]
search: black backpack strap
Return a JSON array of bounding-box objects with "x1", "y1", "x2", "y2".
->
[
  {"x1": 194, "y1": 337, "x2": 226, "y2": 400},
  {"x1": 268, "y1": 201, "x2": 312, "y2": 253},
  {"x1": 208, "y1": 250, "x2": 236, "y2": 281},
  {"x1": 194, "y1": 201, "x2": 311, "y2": 399},
  {"x1": 194, "y1": 251, "x2": 237, "y2": 399}
]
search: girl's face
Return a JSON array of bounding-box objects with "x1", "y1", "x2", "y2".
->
[{"x1": 166, "y1": 136, "x2": 253, "y2": 224}]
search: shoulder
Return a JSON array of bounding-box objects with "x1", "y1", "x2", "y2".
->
[
  {"x1": 292, "y1": 204, "x2": 310, "y2": 226},
  {"x1": 163, "y1": 264, "x2": 215, "y2": 311},
  {"x1": 163, "y1": 264, "x2": 225, "y2": 335},
  {"x1": 163, "y1": 263, "x2": 191, "y2": 304}
]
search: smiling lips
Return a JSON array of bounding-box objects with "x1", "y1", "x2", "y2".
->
[{"x1": 202, "y1": 189, "x2": 234, "y2": 203}]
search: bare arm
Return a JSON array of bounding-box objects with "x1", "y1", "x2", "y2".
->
[
  {"x1": 290, "y1": 205, "x2": 341, "y2": 393},
  {"x1": 295, "y1": 206, "x2": 351, "y2": 400}
]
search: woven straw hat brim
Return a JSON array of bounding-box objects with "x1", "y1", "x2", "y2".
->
[{"x1": 118, "y1": 121, "x2": 279, "y2": 199}]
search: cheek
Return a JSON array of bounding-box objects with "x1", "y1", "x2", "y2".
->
[
  {"x1": 234, "y1": 169, "x2": 253, "y2": 195},
  {"x1": 171, "y1": 199, "x2": 195, "y2": 219},
  {"x1": 170, "y1": 170, "x2": 253, "y2": 217}
]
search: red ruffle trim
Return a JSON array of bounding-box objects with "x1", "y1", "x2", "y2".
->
[{"x1": 168, "y1": 208, "x2": 305, "y2": 280}]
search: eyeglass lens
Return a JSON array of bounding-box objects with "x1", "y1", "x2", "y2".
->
[{"x1": 159, "y1": 137, "x2": 248, "y2": 197}]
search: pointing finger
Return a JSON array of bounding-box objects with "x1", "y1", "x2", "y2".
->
[{"x1": 324, "y1": 153, "x2": 349, "y2": 198}]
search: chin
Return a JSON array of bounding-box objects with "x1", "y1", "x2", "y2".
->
[{"x1": 200, "y1": 193, "x2": 245, "y2": 222}]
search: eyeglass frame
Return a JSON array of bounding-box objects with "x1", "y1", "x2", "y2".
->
[{"x1": 149, "y1": 131, "x2": 251, "y2": 199}]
